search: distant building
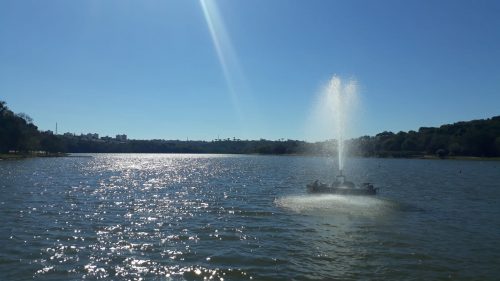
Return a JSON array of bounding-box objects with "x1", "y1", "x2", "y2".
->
[
  {"x1": 81, "y1": 133, "x2": 99, "y2": 140},
  {"x1": 76, "y1": 133, "x2": 98, "y2": 140},
  {"x1": 63, "y1": 132, "x2": 75, "y2": 137},
  {"x1": 100, "y1": 136, "x2": 113, "y2": 141},
  {"x1": 116, "y1": 134, "x2": 127, "y2": 141}
]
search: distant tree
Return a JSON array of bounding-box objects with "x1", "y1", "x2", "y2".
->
[
  {"x1": 495, "y1": 137, "x2": 500, "y2": 156},
  {"x1": 16, "y1": 112, "x2": 34, "y2": 124},
  {"x1": 376, "y1": 131, "x2": 395, "y2": 138},
  {"x1": 448, "y1": 142, "x2": 462, "y2": 156},
  {"x1": 40, "y1": 133, "x2": 66, "y2": 153},
  {"x1": 1, "y1": 97, "x2": 499, "y2": 157},
  {"x1": 436, "y1": 148, "x2": 448, "y2": 158},
  {"x1": 0, "y1": 101, "x2": 39, "y2": 152},
  {"x1": 273, "y1": 144, "x2": 287, "y2": 154},
  {"x1": 0, "y1": 100, "x2": 7, "y2": 114},
  {"x1": 427, "y1": 134, "x2": 449, "y2": 154},
  {"x1": 401, "y1": 138, "x2": 418, "y2": 151}
]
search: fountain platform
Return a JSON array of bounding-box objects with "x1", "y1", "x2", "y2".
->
[{"x1": 307, "y1": 174, "x2": 377, "y2": 196}]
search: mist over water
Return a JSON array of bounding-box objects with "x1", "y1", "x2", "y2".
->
[{"x1": 276, "y1": 194, "x2": 398, "y2": 217}]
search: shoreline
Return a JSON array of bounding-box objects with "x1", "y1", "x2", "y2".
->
[
  {"x1": 0, "y1": 152, "x2": 68, "y2": 160},
  {"x1": 2, "y1": 152, "x2": 499, "y2": 161},
  {"x1": 415, "y1": 155, "x2": 500, "y2": 161}
]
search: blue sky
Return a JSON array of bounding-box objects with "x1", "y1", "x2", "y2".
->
[{"x1": 1, "y1": 0, "x2": 499, "y2": 141}]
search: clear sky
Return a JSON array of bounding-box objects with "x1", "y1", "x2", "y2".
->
[{"x1": 1, "y1": 0, "x2": 499, "y2": 141}]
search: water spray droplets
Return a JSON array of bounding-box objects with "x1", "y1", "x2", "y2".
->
[{"x1": 312, "y1": 75, "x2": 359, "y2": 171}]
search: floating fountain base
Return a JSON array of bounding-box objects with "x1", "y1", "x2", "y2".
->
[{"x1": 307, "y1": 174, "x2": 377, "y2": 196}]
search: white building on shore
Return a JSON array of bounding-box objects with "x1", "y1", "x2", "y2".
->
[{"x1": 116, "y1": 134, "x2": 127, "y2": 141}]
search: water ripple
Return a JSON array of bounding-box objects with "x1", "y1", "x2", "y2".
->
[{"x1": 0, "y1": 155, "x2": 499, "y2": 280}]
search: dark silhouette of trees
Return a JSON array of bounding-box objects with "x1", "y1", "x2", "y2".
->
[
  {"x1": 349, "y1": 116, "x2": 500, "y2": 157},
  {"x1": 0, "y1": 101, "x2": 41, "y2": 153},
  {"x1": 1, "y1": 99, "x2": 499, "y2": 157}
]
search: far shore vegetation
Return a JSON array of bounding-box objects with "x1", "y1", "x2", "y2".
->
[{"x1": 1, "y1": 100, "x2": 500, "y2": 160}]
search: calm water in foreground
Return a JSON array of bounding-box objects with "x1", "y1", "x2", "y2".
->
[{"x1": 0, "y1": 154, "x2": 499, "y2": 280}]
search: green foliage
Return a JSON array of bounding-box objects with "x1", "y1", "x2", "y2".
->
[
  {"x1": 349, "y1": 116, "x2": 500, "y2": 157},
  {"x1": 0, "y1": 101, "x2": 40, "y2": 153},
  {"x1": 1, "y1": 99, "x2": 499, "y2": 157}
]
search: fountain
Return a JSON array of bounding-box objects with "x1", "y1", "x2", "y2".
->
[{"x1": 307, "y1": 76, "x2": 378, "y2": 196}]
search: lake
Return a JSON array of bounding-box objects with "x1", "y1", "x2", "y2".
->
[{"x1": 1, "y1": 154, "x2": 499, "y2": 280}]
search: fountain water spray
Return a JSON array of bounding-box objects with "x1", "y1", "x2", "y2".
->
[
  {"x1": 324, "y1": 76, "x2": 358, "y2": 175},
  {"x1": 307, "y1": 75, "x2": 377, "y2": 195}
]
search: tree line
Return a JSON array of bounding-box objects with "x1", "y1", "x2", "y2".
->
[
  {"x1": 0, "y1": 100, "x2": 54, "y2": 153},
  {"x1": 347, "y1": 116, "x2": 500, "y2": 158},
  {"x1": 1, "y1": 100, "x2": 499, "y2": 157}
]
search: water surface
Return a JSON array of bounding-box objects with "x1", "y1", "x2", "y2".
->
[{"x1": 1, "y1": 154, "x2": 499, "y2": 280}]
